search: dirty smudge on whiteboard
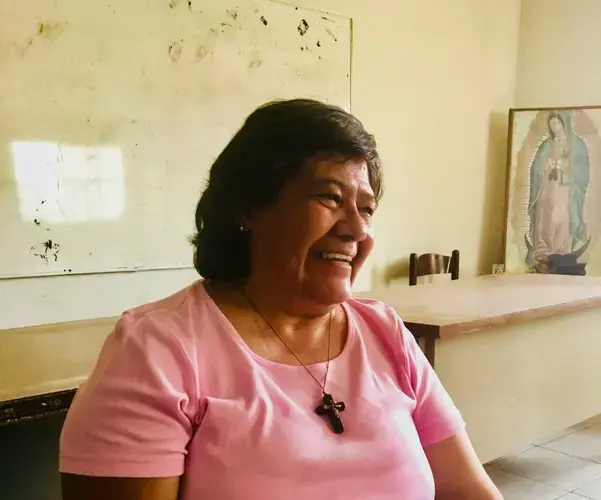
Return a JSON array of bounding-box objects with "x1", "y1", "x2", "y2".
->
[{"x1": 30, "y1": 240, "x2": 60, "y2": 264}]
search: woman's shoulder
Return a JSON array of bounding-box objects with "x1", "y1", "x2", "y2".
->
[
  {"x1": 124, "y1": 279, "x2": 203, "y2": 319},
  {"x1": 345, "y1": 296, "x2": 401, "y2": 327},
  {"x1": 344, "y1": 296, "x2": 411, "y2": 349},
  {"x1": 113, "y1": 280, "x2": 220, "y2": 347},
  {"x1": 74, "y1": 280, "x2": 221, "y2": 412}
]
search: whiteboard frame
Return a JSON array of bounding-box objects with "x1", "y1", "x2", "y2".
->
[{"x1": 0, "y1": 264, "x2": 195, "y2": 281}]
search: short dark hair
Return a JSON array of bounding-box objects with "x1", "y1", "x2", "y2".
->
[{"x1": 191, "y1": 98, "x2": 383, "y2": 282}]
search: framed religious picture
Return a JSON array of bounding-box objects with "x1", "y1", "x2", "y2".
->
[{"x1": 503, "y1": 106, "x2": 601, "y2": 276}]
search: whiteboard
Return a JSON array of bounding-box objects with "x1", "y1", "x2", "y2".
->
[{"x1": 0, "y1": 0, "x2": 351, "y2": 278}]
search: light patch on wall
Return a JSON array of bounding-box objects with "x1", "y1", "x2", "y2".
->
[{"x1": 11, "y1": 141, "x2": 125, "y2": 223}]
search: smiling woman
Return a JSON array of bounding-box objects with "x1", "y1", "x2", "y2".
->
[{"x1": 59, "y1": 99, "x2": 501, "y2": 500}]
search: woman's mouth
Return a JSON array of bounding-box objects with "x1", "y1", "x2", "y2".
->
[{"x1": 319, "y1": 252, "x2": 353, "y2": 266}]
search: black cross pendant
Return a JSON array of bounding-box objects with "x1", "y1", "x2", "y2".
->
[{"x1": 315, "y1": 392, "x2": 345, "y2": 434}]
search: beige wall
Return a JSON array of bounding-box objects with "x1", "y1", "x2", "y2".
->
[
  {"x1": 437, "y1": 307, "x2": 601, "y2": 463},
  {"x1": 307, "y1": 0, "x2": 522, "y2": 282},
  {"x1": 515, "y1": 0, "x2": 601, "y2": 107}
]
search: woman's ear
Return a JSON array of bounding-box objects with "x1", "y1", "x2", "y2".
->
[
  {"x1": 240, "y1": 214, "x2": 251, "y2": 232},
  {"x1": 241, "y1": 207, "x2": 262, "y2": 233}
]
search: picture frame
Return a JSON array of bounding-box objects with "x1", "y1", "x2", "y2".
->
[{"x1": 503, "y1": 106, "x2": 601, "y2": 276}]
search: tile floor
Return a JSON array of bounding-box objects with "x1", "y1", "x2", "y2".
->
[{"x1": 486, "y1": 415, "x2": 601, "y2": 499}]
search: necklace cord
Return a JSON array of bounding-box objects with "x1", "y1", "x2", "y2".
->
[{"x1": 240, "y1": 289, "x2": 332, "y2": 395}]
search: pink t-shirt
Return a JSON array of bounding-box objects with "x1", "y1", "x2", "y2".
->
[{"x1": 60, "y1": 281, "x2": 464, "y2": 499}]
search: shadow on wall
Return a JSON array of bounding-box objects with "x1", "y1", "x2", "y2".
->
[
  {"x1": 0, "y1": 413, "x2": 65, "y2": 500},
  {"x1": 384, "y1": 258, "x2": 410, "y2": 284},
  {"x1": 478, "y1": 111, "x2": 510, "y2": 274}
]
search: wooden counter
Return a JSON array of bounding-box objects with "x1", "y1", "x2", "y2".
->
[
  {"x1": 364, "y1": 274, "x2": 601, "y2": 365},
  {"x1": 365, "y1": 274, "x2": 601, "y2": 463}
]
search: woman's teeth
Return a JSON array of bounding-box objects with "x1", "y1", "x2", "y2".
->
[{"x1": 321, "y1": 252, "x2": 352, "y2": 264}]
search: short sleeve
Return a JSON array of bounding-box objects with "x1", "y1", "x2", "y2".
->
[
  {"x1": 59, "y1": 311, "x2": 199, "y2": 478},
  {"x1": 400, "y1": 321, "x2": 465, "y2": 448}
]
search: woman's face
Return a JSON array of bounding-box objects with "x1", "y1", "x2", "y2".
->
[
  {"x1": 245, "y1": 157, "x2": 376, "y2": 308},
  {"x1": 549, "y1": 116, "x2": 565, "y2": 137}
]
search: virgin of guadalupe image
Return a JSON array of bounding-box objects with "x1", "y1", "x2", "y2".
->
[{"x1": 526, "y1": 111, "x2": 591, "y2": 275}]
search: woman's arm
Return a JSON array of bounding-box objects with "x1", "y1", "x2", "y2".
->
[
  {"x1": 61, "y1": 474, "x2": 180, "y2": 500},
  {"x1": 425, "y1": 429, "x2": 503, "y2": 500},
  {"x1": 390, "y1": 316, "x2": 502, "y2": 498}
]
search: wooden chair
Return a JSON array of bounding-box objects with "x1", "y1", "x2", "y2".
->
[
  {"x1": 409, "y1": 250, "x2": 460, "y2": 286},
  {"x1": 408, "y1": 250, "x2": 460, "y2": 367}
]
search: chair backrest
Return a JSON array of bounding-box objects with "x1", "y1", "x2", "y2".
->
[{"x1": 409, "y1": 250, "x2": 460, "y2": 286}]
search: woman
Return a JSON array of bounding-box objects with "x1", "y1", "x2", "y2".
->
[{"x1": 60, "y1": 99, "x2": 502, "y2": 499}]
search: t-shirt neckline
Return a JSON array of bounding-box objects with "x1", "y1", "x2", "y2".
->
[{"x1": 198, "y1": 280, "x2": 357, "y2": 370}]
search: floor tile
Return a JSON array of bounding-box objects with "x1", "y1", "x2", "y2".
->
[
  {"x1": 493, "y1": 446, "x2": 601, "y2": 490},
  {"x1": 485, "y1": 466, "x2": 567, "y2": 500},
  {"x1": 542, "y1": 424, "x2": 601, "y2": 463},
  {"x1": 575, "y1": 477, "x2": 601, "y2": 499}
]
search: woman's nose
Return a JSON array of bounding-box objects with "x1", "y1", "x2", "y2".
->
[{"x1": 336, "y1": 206, "x2": 369, "y2": 242}]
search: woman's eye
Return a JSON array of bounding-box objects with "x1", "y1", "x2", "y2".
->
[
  {"x1": 319, "y1": 193, "x2": 342, "y2": 205},
  {"x1": 361, "y1": 206, "x2": 375, "y2": 217}
]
